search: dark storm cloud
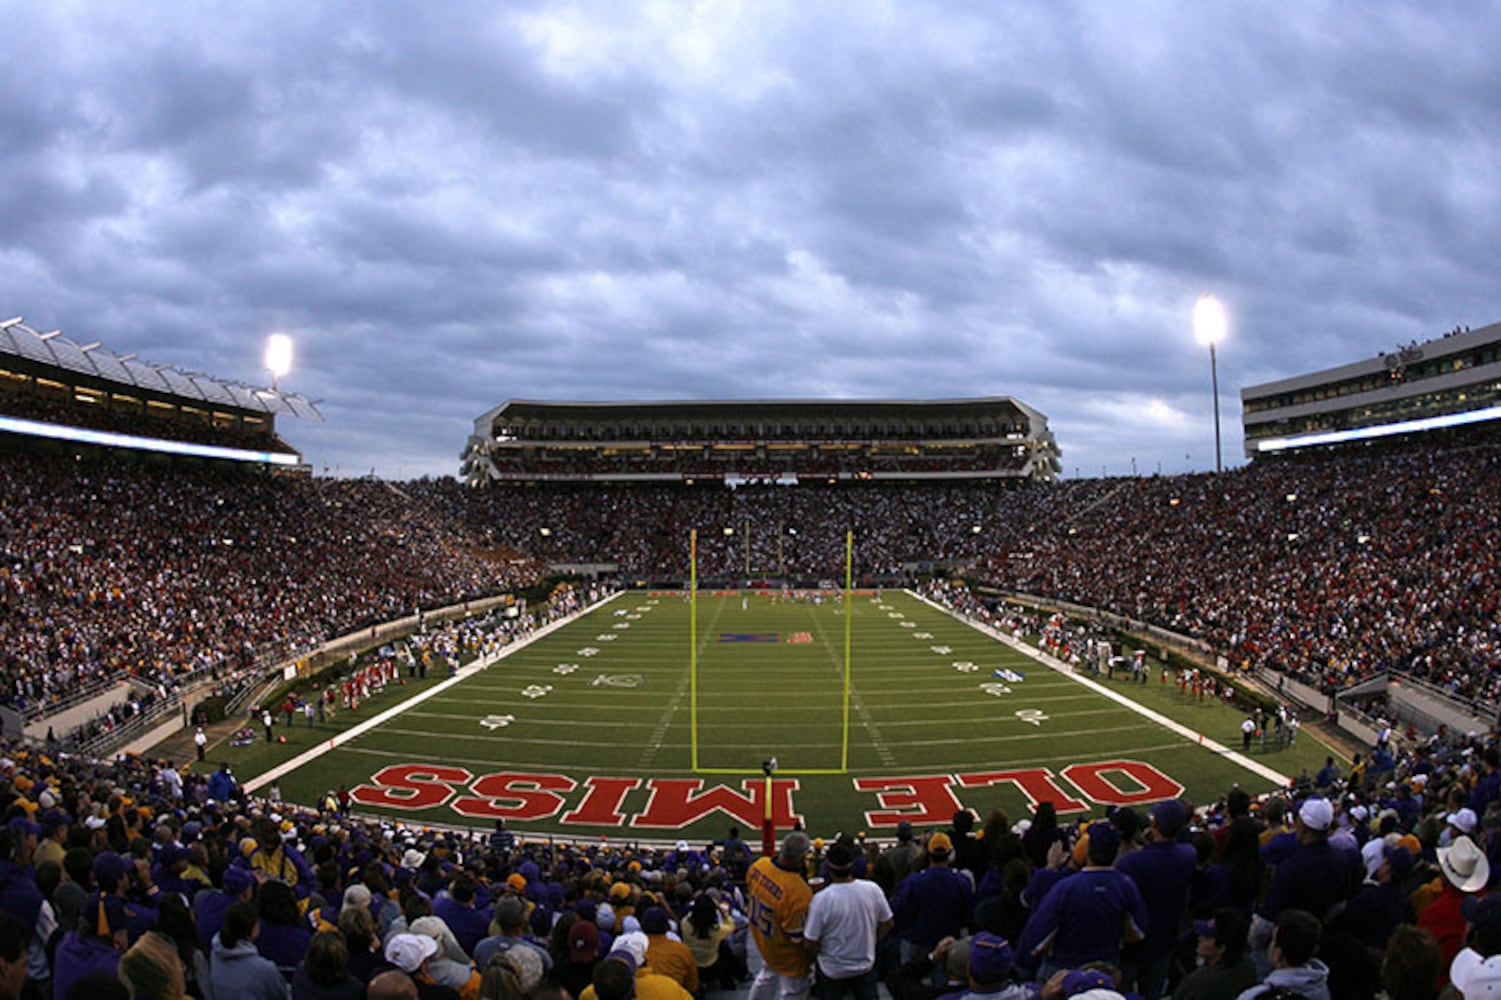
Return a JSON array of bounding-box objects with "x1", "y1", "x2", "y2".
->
[{"x1": 1, "y1": 1, "x2": 1498, "y2": 479}]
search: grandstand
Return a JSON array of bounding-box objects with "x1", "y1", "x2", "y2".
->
[
  {"x1": 460, "y1": 397, "x2": 1062, "y2": 484},
  {"x1": 0, "y1": 316, "x2": 321, "y2": 467},
  {"x1": 1241, "y1": 319, "x2": 1501, "y2": 456}
]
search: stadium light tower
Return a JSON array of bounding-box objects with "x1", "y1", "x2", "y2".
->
[
  {"x1": 265, "y1": 333, "x2": 294, "y2": 390},
  {"x1": 1193, "y1": 294, "x2": 1229, "y2": 473}
]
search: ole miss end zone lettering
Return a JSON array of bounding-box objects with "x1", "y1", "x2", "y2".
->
[{"x1": 349, "y1": 760, "x2": 1183, "y2": 831}]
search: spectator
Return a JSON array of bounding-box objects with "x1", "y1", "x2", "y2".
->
[
  {"x1": 257, "y1": 880, "x2": 314, "y2": 975},
  {"x1": 53, "y1": 894, "x2": 130, "y2": 1000},
  {"x1": 1171, "y1": 908, "x2": 1256, "y2": 1000},
  {"x1": 1419, "y1": 834, "x2": 1491, "y2": 982},
  {"x1": 211, "y1": 900, "x2": 291, "y2": 1000},
  {"x1": 891, "y1": 833, "x2": 974, "y2": 975},
  {"x1": 118, "y1": 931, "x2": 188, "y2": 1000},
  {"x1": 746, "y1": 832, "x2": 815, "y2": 1000},
  {"x1": 1235, "y1": 909, "x2": 1328, "y2": 1000},
  {"x1": 292, "y1": 930, "x2": 364, "y2": 1000},
  {"x1": 1019, "y1": 821, "x2": 1148, "y2": 981},
  {"x1": 804, "y1": 840, "x2": 893, "y2": 1000},
  {"x1": 1116, "y1": 800, "x2": 1197, "y2": 1000},
  {"x1": 0, "y1": 913, "x2": 26, "y2": 1000},
  {"x1": 682, "y1": 893, "x2": 738, "y2": 992},
  {"x1": 384, "y1": 933, "x2": 461, "y2": 1000},
  {"x1": 639, "y1": 906, "x2": 697, "y2": 994}
]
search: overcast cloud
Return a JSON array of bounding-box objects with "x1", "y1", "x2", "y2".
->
[{"x1": 1, "y1": 1, "x2": 1497, "y2": 479}]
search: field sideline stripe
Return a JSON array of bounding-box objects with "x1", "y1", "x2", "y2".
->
[
  {"x1": 906, "y1": 590, "x2": 1294, "y2": 789},
  {"x1": 241, "y1": 592, "x2": 625, "y2": 794}
]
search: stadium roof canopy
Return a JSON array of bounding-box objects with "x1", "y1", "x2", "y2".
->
[
  {"x1": 0, "y1": 316, "x2": 322, "y2": 420},
  {"x1": 478, "y1": 396, "x2": 1046, "y2": 429}
]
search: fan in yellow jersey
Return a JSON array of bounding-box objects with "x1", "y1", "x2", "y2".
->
[{"x1": 746, "y1": 831, "x2": 814, "y2": 1000}]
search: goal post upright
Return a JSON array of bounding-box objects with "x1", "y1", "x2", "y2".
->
[
  {"x1": 690, "y1": 529, "x2": 698, "y2": 772},
  {"x1": 842, "y1": 529, "x2": 852, "y2": 772}
]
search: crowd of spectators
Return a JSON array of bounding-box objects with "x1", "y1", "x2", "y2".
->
[
  {"x1": 0, "y1": 451, "x2": 537, "y2": 716},
  {"x1": 6, "y1": 425, "x2": 1499, "y2": 725},
  {"x1": 3, "y1": 715, "x2": 1501, "y2": 1000}
]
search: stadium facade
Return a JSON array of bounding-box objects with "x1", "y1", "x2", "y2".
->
[
  {"x1": 1241, "y1": 320, "x2": 1501, "y2": 457},
  {"x1": 461, "y1": 397, "x2": 1062, "y2": 485}
]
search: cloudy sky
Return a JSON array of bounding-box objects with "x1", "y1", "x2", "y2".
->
[{"x1": 2, "y1": 2, "x2": 1497, "y2": 479}]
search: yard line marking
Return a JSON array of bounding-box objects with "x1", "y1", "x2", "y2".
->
[
  {"x1": 908, "y1": 590, "x2": 1292, "y2": 788},
  {"x1": 241, "y1": 592, "x2": 626, "y2": 794}
]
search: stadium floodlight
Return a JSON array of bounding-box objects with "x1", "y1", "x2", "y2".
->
[
  {"x1": 1193, "y1": 294, "x2": 1229, "y2": 473},
  {"x1": 0, "y1": 317, "x2": 22, "y2": 330},
  {"x1": 265, "y1": 333, "x2": 294, "y2": 389},
  {"x1": 38, "y1": 330, "x2": 62, "y2": 341}
]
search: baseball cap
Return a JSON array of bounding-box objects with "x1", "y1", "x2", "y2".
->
[
  {"x1": 602, "y1": 950, "x2": 637, "y2": 975},
  {"x1": 222, "y1": 866, "x2": 255, "y2": 893},
  {"x1": 1452, "y1": 949, "x2": 1501, "y2": 999},
  {"x1": 507, "y1": 872, "x2": 528, "y2": 892},
  {"x1": 1448, "y1": 808, "x2": 1479, "y2": 834},
  {"x1": 7, "y1": 818, "x2": 40, "y2": 838},
  {"x1": 1150, "y1": 799, "x2": 1188, "y2": 836},
  {"x1": 497, "y1": 945, "x2": 544, "y2": 992},
  {"x1": 1085, "y1": 821, "x2": 1121, "y2": 859},
  {"x1": 609, "y1": 880, "x2": 632, "y2": 900},
  {"x1": 639, "y1": 906, "x2": 670, "y2": 935},
  {"x1": 1298, "y1": 797, "x2": 1334, "y2": 831},
  {"x1": 1061, "y1": 969, "x2": 1116, "y2": 996},
  {"x1": 896, "y1": 820, "x2": 914, "y2": 841},
  {"x1": 826, "y1": 841, "x2": 856, "y2": 873},
  {"x1": 494, "y1": 895, "x2": 528, "y2": 929},
  {"x1": 1383, "y1": 845, "x2": 1414, "y2": 880},
  {"x1": 92, "y1": 851, "x2": 133, "y2": 889},
  {"x1": 613, "y1": 931, "x2": 648, "y2": 968},
  {"x1": 1464, "y1": 894, "x2": 1501, "y2": 928},
  {"x1": 385, "y1": 933, "x2": 439, "y2": 973},
  {"x1": 944, "y1": 938, "x2": 971, "y2": 982},
  {"x1": 39, "y1": 810, "x2": 70, "y2": 833},
  {"x1": 88, "y1": 893, "x2": 129, "y2": 938},
  {"x1": 927, "y1": 832, "x2": 953, "y2": 857},
  {"x1": 568, "y1": 921, "x2": 601, "y2": 963},
  {"x1": 1107, "y1": 805, "x2": 1142, "y2": 840},
  {"x1": 966, "y1": 932, "x2": 1015, "y2": 983}
]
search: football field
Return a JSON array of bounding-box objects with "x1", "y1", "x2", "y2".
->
[{"x1": 259, "y1": 591, "x2": 1332, "y2": 841}]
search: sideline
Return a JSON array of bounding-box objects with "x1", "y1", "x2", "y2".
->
[
  {"x1": 907, "y1": 590, "x2": 1295, "y2": 789},
  {"x1": 242, "y1": 592, "x2": 627, "y2": 794}
]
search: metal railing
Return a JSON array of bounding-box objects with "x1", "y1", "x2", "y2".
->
[{"x1": 66, "y1": 693, "x2": 182, "y2": 759}]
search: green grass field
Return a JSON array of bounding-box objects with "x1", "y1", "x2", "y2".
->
[{"x1": 234, "y1": 591, "x2": 1334, "y2": 842}]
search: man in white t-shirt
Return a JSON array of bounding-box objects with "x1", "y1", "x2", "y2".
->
[{"x1": 804, "y1": 840, "x2": 893, "y2": 1000}]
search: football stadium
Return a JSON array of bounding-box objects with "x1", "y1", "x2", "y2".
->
[{"x1": 4, "y1": 317, "x2": 1501, "y2": 999}]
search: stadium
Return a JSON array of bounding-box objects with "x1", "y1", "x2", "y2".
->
[{"x1": 4, "y1": 314, "x2": 1501, "y2": 998}]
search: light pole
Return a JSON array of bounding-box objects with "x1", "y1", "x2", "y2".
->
[
  {"x1": 1193, "y1": 295, "x2": 1228, "y2": 473},
  {"x1": 265, "y1": 333, "x2": 293, "y2": 390}
]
